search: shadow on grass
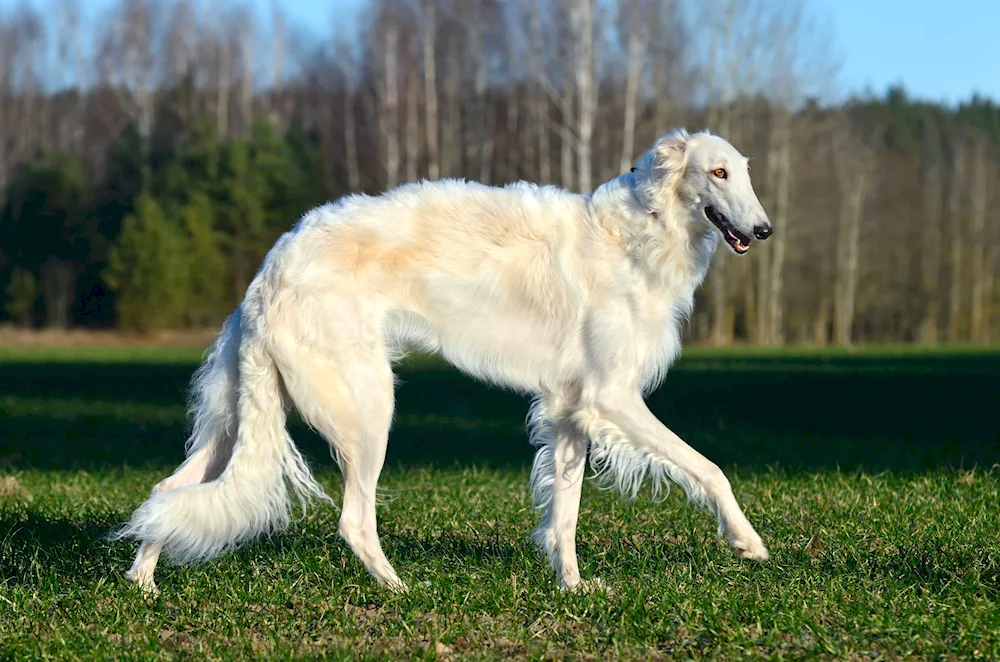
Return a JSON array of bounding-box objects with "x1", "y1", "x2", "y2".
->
[
  {"x1": 6, "y1": 509, "x2": 998, "y2": 599},
  {"x1": 0, "y1": 509, "x2": 528, "y2": 590},
  {"x1": 0, "y1": 511, "x2": 124, "y2": 587},
  {"x1": 1, "y1": 352, "x2": 998, "y2": 474}
]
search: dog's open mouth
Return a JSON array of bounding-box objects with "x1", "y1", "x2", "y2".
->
[{"x1": 705, "y1": 206, "x2": 751, "y2": 255}]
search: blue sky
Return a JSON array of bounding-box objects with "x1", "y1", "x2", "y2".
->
[
  {"x1": 272, "y1": 0, "x2": 1000, "y2": 106},
  {"x1": 812, "y1": 0, "x2": 999, "y2": 106},
  {"x1": 2, "y1": 0, "x2": 996, "y2": 106}
]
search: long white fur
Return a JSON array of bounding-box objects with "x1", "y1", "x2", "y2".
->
[
  {"x1": 113, "y1": 277, "x2": 333, "y2": 565},
  {"x1": 115, "y1": 128, "x2": 773, "y2": 594}
]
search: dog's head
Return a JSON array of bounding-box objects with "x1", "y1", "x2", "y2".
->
[{"x1": 631, "y1": 129, "x2": 773, "y2": 255}]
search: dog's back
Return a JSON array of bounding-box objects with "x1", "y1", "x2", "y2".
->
[
  {"x1": 286, "y1": 178, "x2": 589, "y2": 282},
  {"x1": 260, "y1": 178, "x2": 601, "y2": 391}
]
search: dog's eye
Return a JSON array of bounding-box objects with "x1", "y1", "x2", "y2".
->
[{"x1": 712, "y1": 168, "x2": 727, "y2": 179}]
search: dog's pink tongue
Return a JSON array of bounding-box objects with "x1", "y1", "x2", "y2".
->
[{"x1": 727, "y1": 228, "x2": 749, "y2": 252}]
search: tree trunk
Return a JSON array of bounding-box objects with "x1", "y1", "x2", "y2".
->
[
  {"x1": 56, "y1": 0, "x2": 82, "y2": 153},
  {"x1": 269, "y1": 0, "x2": 286, "y2": 123},
  {"x1": 763, "y1": 113, "x2": 792, "y2": 345},
  {"x1": 982, "y1": 236, "x2": 998, "y2": 344},
  {"x1": 527, "y1": 4, "x2": 550, "y2": 183},
  {"x1": 652, "y1": 51, "x2": 671, "y2": 134},
  {"x1": 238, "y1": 17, "x2": 254, "y2": 136},
  {"x1": 707, "y1": 2, "x2": 735, "y2": 346},
  {"x1": 947, "y1": 142, "x2": 967, "y2": 342},
  {"x1": 968, "y1": 138, "x2": 989, "y2": 343},
  {"x1": 380, "y1": 23, "x2": 400, "y2": 190},
  {"x1": 480, "y1": 100, "x2": 495, "y2": 184},
  {"x1": 560, "y1": 126, "x2": 574, "y2": 190},
  {"x1": 405, "y1": 57, "x2": 420, "y2": 183},
  {"x1": 833, "y1": 167, "x2": 868, "y2": 346},
  {"x1": 918, "y1": 157, "x2": 943, "y2": 343},
  {"x1": 40, "y1": 257, "x2": 75, "y2": 330},
  {"x1": 421, "y1": 0, "x2": 440, "y2": 180},
  {"x1": 813, "y1": 295, "x2": 831, "y2": 344},
  {"x1": 344, "y1": 89, "x2": 360, "y2": 191},
  {"x1": 473, "y1": 29, "x2": 493, "y2": 184},
  {"x1": 573, "y1": 0, "x2": 595, "y2": 193},
  {"x1": 618, "y1": 6, "x2": 646, "y2": 173},
  {"x1": 649, "y1": 0, "x2": 678, "y2": 134},
  {"x1": 441, "y1": 33, "x2": 461, "y2": 178},
  {"x1": 504, "y1": 19, "x2": 520, "y2": 183},
  {"x1": 216, "y1": 32, "x2": 230, "y2": 138}
]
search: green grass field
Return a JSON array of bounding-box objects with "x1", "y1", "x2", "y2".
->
[{"x1": 1, "y1": 344, "x2": 998, "y2": 660}]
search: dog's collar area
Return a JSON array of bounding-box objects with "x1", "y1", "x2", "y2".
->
[{"x1": 625, "y1": 167, "x2": 657, "y2": 219}]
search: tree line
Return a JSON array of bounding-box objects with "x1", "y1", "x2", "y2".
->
[{"x1": 0, "y1": 0, "x2": 997, "y2": 345}]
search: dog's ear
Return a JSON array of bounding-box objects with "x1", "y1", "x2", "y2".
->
[
  {"x1": 651, "y1": 129, "x2": 689, "y2": 175},
  {"x1": 631, "y1": 129, "x2": 690, "y2": 214}
]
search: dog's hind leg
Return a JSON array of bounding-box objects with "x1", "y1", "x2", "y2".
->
[
  {"x1": 124, "y1": 312, "x2": 241, "y2": 595},
  {"x1": 271, "y1": 328, "x2": 405, "y2": 591},
  {"x1": 125, "y1": 445, "x2": 218, "y2": 595}
]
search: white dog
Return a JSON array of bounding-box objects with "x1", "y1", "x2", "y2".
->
[{"x1": 114, "y1": 128, "x2": 774, "y2": 594}]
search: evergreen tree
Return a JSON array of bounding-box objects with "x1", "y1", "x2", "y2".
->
[
  {"x1": 0, "y1": 152, "x2": 93, "y2": 328},
  {"x1": 4, "y1": 268, "x2": 38, "y2": 328},
  {"x1": 181, "y1": 192, "x2": 228, "y2": 328},
  {"x1": 105, "y1": 195, "x2": 190, "y2": 331}
]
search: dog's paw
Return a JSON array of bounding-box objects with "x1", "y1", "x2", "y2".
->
[
  {"x1": 730, "y1": 535, "x2": 770, "y2": 562},
  {"x1": 380, "y1": 577, "x2": 410, "y2": 594},
  {"x1": 125, "y1": 571, "x2": 159, "y2": 597}
]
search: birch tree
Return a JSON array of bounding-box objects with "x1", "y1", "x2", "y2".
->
[
  {"x1": 946, "y1": 140, "x2": 967, "y2": 342},
  {"x1": 571, "y1": 0, "x2": 597, "y2": 193},
  {"x1": 757, "y1": 0, "x2": 826, "y2": 344},
  {"x1": 419, "y1": 0, "x2": 440, "y2": 180},
  {"x1": 404, "y1": 40, "x2": 421, "y2": 184},
  {"x1": 337, "y1": 36, "x2": 362, "y2": 191},
  {"x1": 918, "y1": 124, "x2": 945, "y2": 343},
  {"x1": 647, "y1": 0, "x2": 682, "y2": 136},
  {"x1": 55, "y1": 0, "x2": 84, "y2": 154},
  {"x1": 981, "y1": 184, "x2": 999, "y2": 343},
  {"x1": 99, "y1": 0, "x2": 159, "y2": 190},
  {"x1": 831, "y1": 118, "x2": 878, "y2": 347},
  {"x1": 761, "y1": 114, "x2": 792, "y2": 344},
  {"x1": 377, "y1": 16, "x2": 401, "y2": 189},
  {"x1": 234, "y1": 8, "x2": 256, "y2": 138},
  {"x1": 503, "y1": 4, "x2": 522, "y2": 183},
  {"x1": 10, "y1": 8, "x2": 44, "y2": 163},
  {"x1": 268, "y1": 0, "x2": 286, "y2": 123},
  {"x1": 0, "y1": 19, "x2": 17, "y2": 201},
  {"x1": 163, "y1": 1, "x2": 199, "y2": 125},
  {"x1": 526, "y1": 2, "x2": 551, "y2": 183},
  {"x1": 617, "y1": 0, "x2": 649, "y2": 173},
  {"x1": 462, "y1": 0, "x2": 496, "y2": 184},
  {"x1": 705, "y1": 0, "x2": 739, "y2": 346},
  {"x1": 968, "y1": 136, "x2": 990, "y2": 343}
]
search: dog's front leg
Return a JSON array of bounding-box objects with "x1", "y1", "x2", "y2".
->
[
  {"x1": 531, "y1": 417, "x2": 604, "y2": 592},
  {"x1": 595, "y1": 392, "x2": 769, "y2": 561}
]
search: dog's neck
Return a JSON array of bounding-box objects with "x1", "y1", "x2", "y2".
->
[{"x1": 587, "y1": 173, "x2": 719, "y2": 286}]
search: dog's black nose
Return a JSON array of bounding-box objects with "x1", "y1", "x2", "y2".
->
[{"x1": 753, "y1": 224, "x2": 773, "y2": 240}]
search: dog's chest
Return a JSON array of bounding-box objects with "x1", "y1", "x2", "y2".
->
[{"x1": 630, "y1": 258, "x2": 704, "y2": 385}]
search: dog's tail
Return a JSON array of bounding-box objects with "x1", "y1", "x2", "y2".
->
[{"x1": 113, "y1": 296, "x2": 331, "y2": 564}]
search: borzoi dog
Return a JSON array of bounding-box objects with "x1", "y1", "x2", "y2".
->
[{"x1": 115, "y1": 128, "x2": 774, "y2": 594}]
